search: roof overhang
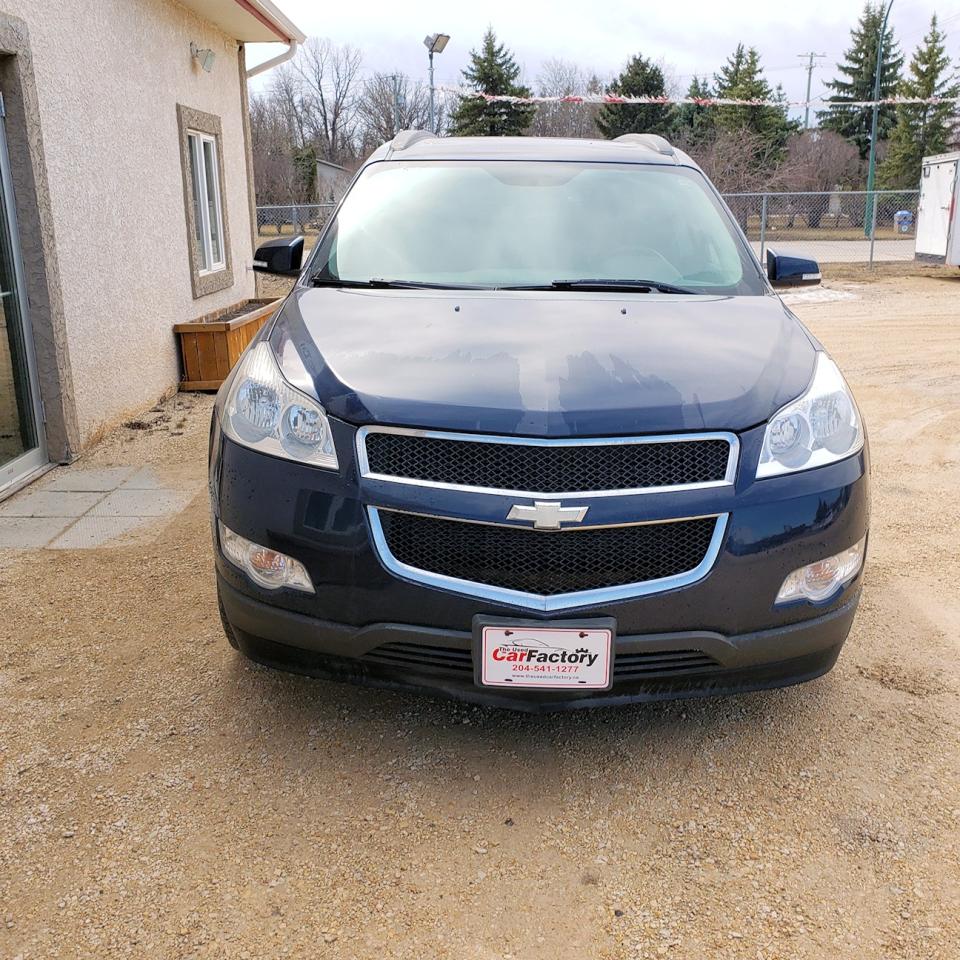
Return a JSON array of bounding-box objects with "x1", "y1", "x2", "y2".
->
[{"x1": 177, "y1": 0, "x2": 306, "y2": 43}]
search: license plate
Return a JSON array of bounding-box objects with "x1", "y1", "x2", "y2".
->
[{"x1": 476, "y1": 620, "x2": 614, "y2": 690}]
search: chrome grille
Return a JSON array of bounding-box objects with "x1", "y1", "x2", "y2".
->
[
  {"x1": 358, "y1": 428, "x2": 737, "y2": 496},
  {"x1": 374, "y1": 509, "x2": 720, "y2": 601}
]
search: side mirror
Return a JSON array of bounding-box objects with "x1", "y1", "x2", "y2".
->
[
  {"x1": 767, "y1": 249, "x2": 821, "y2": 288},
  {"x1": 253, "y1": 235, "x2": 304, "y2": 276}
]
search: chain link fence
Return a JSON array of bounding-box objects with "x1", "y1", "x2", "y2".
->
[
  {"x1": 256, "y1": 203, "x2": 336, "y2": 243},
  {"x1": 723, "y1": 190, "x2": 920, "y2": 266},
  {"x1": 256, "y1": 190, "x2": 921, "y2": 268}
]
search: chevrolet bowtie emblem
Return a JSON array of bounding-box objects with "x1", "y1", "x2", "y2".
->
[{"x1": 506, "y1": 501, "x2": 589, "y2": 530}]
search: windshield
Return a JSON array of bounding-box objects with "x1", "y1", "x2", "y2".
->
[{"x1": 308, "y1": 160, "x2": 765, "y2": 295}]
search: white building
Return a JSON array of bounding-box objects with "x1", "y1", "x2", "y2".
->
[
  {"x1": 316, "y1": 157, "x2": 350, "y2": 202},
  {"x1": 0, "y1": 0, "x2": 305, "y2": 497}
]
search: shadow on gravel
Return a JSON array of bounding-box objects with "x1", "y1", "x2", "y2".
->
[{"x1": 220, "y1": 651, "x2": 837, "y2": 783}]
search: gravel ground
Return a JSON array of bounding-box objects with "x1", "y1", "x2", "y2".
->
[{"x1": 2, "y1": 276, "x2": 959, "y2": 959}]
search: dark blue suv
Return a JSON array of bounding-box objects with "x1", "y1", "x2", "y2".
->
[{"x1": 210, "y1": 132, "x2": 869, "y2": 711}]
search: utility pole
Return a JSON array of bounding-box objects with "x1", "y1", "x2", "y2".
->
[
  {"x1": 797, "y1": 52, "x2": 827, "y2": 130},
  {"x1": 864, "y1": 0, "x2": 894, "y2": 236}
]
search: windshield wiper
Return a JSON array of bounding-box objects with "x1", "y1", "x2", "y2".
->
[
  {"x1": 310, "y1": 277, "x2": 488, "y2": 290},
  {"x1": 310, "y1": 277, "x2": 379, "y2": 288},
  {"x1": 310, "y1": 276, "x2": 698, "y2": 294},
  {"x1": 504, "y1": 279, "x2": 698, "y2": 295}
]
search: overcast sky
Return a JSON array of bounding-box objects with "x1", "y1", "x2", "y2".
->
[{"x1": 249, "y1": 0, "x2": 959, "y2": 117}]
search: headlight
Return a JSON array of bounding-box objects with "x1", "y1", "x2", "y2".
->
[
  {"x1": 757, "y1": 353, "x2": 862, "y2": 479},
  {"x1": 222, "y1": 342, "x2": 338, "y2": 469},
  {"x1": 775, "y1": 537, "x2": 865, "y2": 604}
]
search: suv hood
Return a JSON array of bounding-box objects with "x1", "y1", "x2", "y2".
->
[{"x1": 269, "y1": 288, "x2": 817, "y2": 436}]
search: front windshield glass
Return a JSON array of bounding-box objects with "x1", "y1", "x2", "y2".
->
[{"x1": 309, "y1": 160, "x2": 765, "y2": 295}]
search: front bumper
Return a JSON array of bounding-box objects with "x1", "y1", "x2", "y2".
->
[
  {"x1": 218, "y1": 572, "x2": 857, "y2": 710},
  {"x1": 210, "y1": 414, "x2": 869, "y2": 709}
]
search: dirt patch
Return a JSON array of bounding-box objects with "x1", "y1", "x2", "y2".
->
[
  {"x1": 255, "y1": 271, "x2": 297, "y2": 301},
  {"x1": 91, "y1": 393, "x2": 212, "y2": 464},
  {"x1": 857, "y1": 661, "x2": 948, "y2": 698},
  {"x1": 822, "y1": 260, "x2": 960, "y2": 282},
  {"x1": 2, "y1": 278, "x2": 960, "y2": 959},
  {"x1": 192, "y1": 298, "x2": 277, "y2": 325}
]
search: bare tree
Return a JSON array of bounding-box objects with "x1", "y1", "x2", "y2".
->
[
  {"x1": 356, "y1": 73, "x2": 433, "y2": 147},
  {"x1": 249, "y1": 91, "x2": 307, "y2": 205},
  {"x1": 685, "y1": 128, "x2": 780, "y2": 194},
  {"x1": 776, "y1": 129, "x2": 863, "y2": 228},
  {"x1": 783, "y1": 130, "x2": 861, "y2": 192},
  {"x1": 268, "y1": 62, "x2": 309, "y2": 149},
  {"x1": 679, "y1": 128, "x2": 786, "y2": 229},
  {"x1": 679, "y1": 126, "x2": 864, "y2": 231},
  {"x1": 293, "y1": 37, "x2": 364, "y2": 165},
  {"x1": 530, "y1": 59, "x2": 603, "y2": 139},
  {"x1": 250, "y1": 39, "x2": 364, "y2": 204},
  {"x1": 657, "y1": 59, "x2": 685, "y2": 99}
]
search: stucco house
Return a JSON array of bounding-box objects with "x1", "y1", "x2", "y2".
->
[{"x1": 0, "y1": 0, "x2": 305, "y2": 498}]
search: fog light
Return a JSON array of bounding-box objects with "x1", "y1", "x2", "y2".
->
[
  {"x1": 776, "y1": 538, "x2": 865, "y2": 605},
  {"x1": 218, "y1": 521, "x2": 314, "y2": 593}
]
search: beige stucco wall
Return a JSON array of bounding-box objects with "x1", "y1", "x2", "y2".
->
[{"x1": 0, "y1": 0, "x2": 255, "y2": 445}]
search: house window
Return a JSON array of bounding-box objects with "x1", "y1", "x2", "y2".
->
[
  {"x1": 188, "y1": 131, "x2": 225, "y2": 273},
  {"x1": 177, "y1": 104, "x2": 233, "y2": 298}
]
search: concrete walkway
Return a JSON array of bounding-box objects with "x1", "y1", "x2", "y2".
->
[{"x1": 0, "y1": 464, "x2": 201, "y2": 549}]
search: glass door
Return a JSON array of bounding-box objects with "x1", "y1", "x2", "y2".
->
[{"x1": 0, "y1": 96, "x2": 46, "y2": 494}]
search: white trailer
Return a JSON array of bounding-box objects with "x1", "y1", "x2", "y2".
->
[{"x1": 915, "y1": 151, "x2": 960, "y2": 266}]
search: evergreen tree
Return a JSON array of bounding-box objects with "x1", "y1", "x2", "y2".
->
[
  {"x1": 292, "y1": 144, "x2": 318, "y2": 200},
  {"x1": 594, "y1": 54, "x2": 671, "y2": 139},
  {"x1": 879, "y1": 15, "x2": 958, "y2": 187},
  {"x1": 670, "y1": 76, "x2": 714, "y2": 144},
  {"x1": 449, "y1": 29, "x2": 535, "y2": 136},
  {"x1": 713, "y1": 45, "x2": 797, "y2": 152},
  {"x1": 819, "y1": 2, "x2": 904, "y2": 158}
]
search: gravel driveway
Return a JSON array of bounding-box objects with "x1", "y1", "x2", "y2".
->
[{"x1": 2, "y1": 276, "x2": 959, "y2": 959}]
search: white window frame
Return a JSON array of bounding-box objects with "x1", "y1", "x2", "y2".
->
[{"x1": 187, "y1": 130, "x2": 226, "y2": 275}]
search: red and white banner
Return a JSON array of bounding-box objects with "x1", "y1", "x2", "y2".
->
[{"x1": 442, "y1": 88, "x2": 960, "y2": 110}]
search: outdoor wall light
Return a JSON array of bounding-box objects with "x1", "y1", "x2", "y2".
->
[{"x1": 190, "y1": 42, "x2": 216, "y2": 73}]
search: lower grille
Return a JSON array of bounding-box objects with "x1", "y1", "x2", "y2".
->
[
  {"x1": 362, "y1": 642, "x2": 720, "y2": 679},
  {"x1": 615, "y1": 649, "x2": 719, "y2": 678},
  {"x1": 375, "y1": 510, "x2": 719, "y2": 598},
  {"x1": 364, "y1": 642, "x2": 473, "y2": 673}
]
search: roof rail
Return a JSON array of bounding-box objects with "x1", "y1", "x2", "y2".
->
[
  {"x1": 613, "y1": 133, "x2": 676, "y2": 157},
  {"x1": 388, "y1": 129, "x2": 435, "y2": 154}
]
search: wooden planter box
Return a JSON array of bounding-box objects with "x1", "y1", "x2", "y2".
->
[{"x1": 175, "y1": 298, "x2": 280, "y2": 391}]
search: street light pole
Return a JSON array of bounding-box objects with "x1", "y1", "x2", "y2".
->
[
  {"x1": 864, "y1": 0, "x2": 894, "y2": 236},
  {"x1": 423, "y1": 33, "x2": 450, "y2": 134},
  {"x1": 428, "y1": 49, "x2": 435, "y2": 132}
]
